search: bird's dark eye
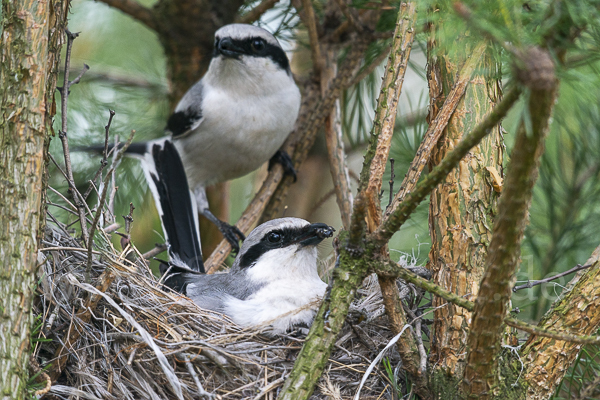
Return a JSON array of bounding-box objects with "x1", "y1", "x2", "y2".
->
[
  {"x1": 267, "y1": 232, "x2": 282, "y2": 243},
  {"x1": 251, "y1": 39, "x2": 265, "y2": 52}
]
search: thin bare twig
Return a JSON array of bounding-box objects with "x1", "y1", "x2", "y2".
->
[
  {"x1": 84, "y1": 110, "x2": 116, "y2": 200},
  {"x1": 349, "y1": 46, "x2": 390, "y2": 87},
  {"x1": 57, "y1": 30, "x2": 90, "y2": 245},
  {"x1": 121, "y1": 202, "x2": 135, "y2": 250},
  {"x1": 301, "y1": 0, "x2": 323, "y2": 76},
  {"x1": 236, "y1": 0, "x2": 281, "y2": 24},
  {"x1": 387, "y1": 158, "x2": 394, "y2": 209},
  {"x1": 142, "y1": 243, "x2": 168, "y2": 259},
  {"x1": 512, "y1": 263, "x2": 592, "y2": 292},
  {"x1": 86, "y1": 131, "x2": 135, "y2": 277},
  {"x1": 323, "y1": 48, "x2": 353, "y2": 229},
  {"x1": 107, "y1": 134, "x2": 121, "y2": 221}
]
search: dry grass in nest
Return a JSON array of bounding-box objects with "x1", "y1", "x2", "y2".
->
[{"x1": 33, "y1": 209, "x2": 408, "y2": 400}]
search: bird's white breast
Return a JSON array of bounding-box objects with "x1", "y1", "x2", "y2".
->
[
  {"x1": 224, "y1": 245, "x2": 327, "y2": 333},
  {"x1": 175, "y1": 59, "x2": 301, "y2": 188}
]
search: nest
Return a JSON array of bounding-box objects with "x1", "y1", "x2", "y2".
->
[{"x1": 34, "y1": 215, "x2": 414, "y2": 400}]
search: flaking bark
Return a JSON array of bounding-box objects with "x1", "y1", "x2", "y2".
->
[
  {"x1": 0, "y1": 0, "x2": 69, "y2": 397},
  {"x1": 463, "y1": 47, "x2": 557, "y2": 399},
  {"x1": 522, "y1": 244, "x2": 600, "y2": 399},
  {"x1": 427, "y1": 35, "x2": 504, "y2": 377}
]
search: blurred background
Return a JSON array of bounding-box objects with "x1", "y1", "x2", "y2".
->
[{"x1": 49, "y1": 0, "x2": 600, "y2": 328}]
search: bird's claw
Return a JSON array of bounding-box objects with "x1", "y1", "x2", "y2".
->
[
  {"x1": 218, "y1": 222, "x2": 245, "y2": 255},
  {"x1": 269, "y1": 150, "x2": 297, "y2": 182}
]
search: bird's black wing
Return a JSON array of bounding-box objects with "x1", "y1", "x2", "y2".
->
[
  {"x1": 166, "y1": 81, "x2": 204, "y2": 139},
  {"x1": 150, "y1": 141, "x2": 205, "y2": 280}
]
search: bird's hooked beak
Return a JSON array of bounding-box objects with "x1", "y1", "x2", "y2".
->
[
  {"x1": 216, "y1": 37, "x2": 244, "y2": 59},
  {"x1": 297, "y1": 223, "x2": 335, "y2": 247}
]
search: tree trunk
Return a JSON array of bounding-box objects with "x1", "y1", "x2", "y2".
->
[
  {"x1": 426, "y1": 31, "x2": 504, "y2": 383},
  {"x1": 522, "y1": 244, "x2": 600, "y2": 399},
  {"x1": 0, "y1": 0, "x2": 69, "y2": 397}
]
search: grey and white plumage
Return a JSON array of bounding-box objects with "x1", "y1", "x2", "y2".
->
[
  {"x1": 169, "y1": 24, "x2": 300, "y2": 189},
  {"x1": 149, "y1": 142, "x2": 333, "y2": 333},
  {"x1": 87, "y1": 23, "x2": 301, "y2": 252},
  {"x1": 185, "y1": 218, "x2": 333, "y2": 332}
]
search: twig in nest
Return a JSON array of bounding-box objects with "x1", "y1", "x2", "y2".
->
[
  {"x1": 86, "y1": 130, "x2": 135, "y2": 278},
  {"x1": 512, "y1": 263, "x2": 592, "y2": 292},
  {"x1": 182, "y1": 353, "x2": 215, "y2": 398},
  {"x1": 84, "y1": 109, "x2": 116, "y2": 200},
  {"x1": 107, "y1": 134, "x2": 121, "y2": 220},
  {"x1": 57, "y1": 29, "x2": 90, "y2": 245},
  {"x1": 142, "y1": 243, "x2": 168, "y2": 259},
  {"x1": 121, "y1": 202, "x2": 135, "y2": 250},
  {"x1": 29, "y1": 355, "x2": 52, "y2": 396}
]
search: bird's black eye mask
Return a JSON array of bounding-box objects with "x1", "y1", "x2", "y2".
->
[
  {"x1": 213, "y1": 36, "x2": 290, "y2": 73},
  {"x1": 238, "y1": 223, "x2": 334, "y2": 269}
]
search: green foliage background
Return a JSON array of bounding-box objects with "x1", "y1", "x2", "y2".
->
[{"x1": 48, "y1": 1, "x2": 600, "y2": 397}]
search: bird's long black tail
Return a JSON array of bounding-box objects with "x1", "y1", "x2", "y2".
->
[
  {"x1": 76, "y1": 141, "x2": 149, "y2": 157},
  {"x1": 148, "y1": 141, "x2": 205, "y2": 291}
]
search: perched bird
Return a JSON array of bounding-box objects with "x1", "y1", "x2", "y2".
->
[
  {"x1": 87, "y1": 23, "x2": 301, "y2": 253},
  {"x1": 149, "y1": 142, "x2": 334, "y2": 333}
]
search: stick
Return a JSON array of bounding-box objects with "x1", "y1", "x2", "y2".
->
[
  {"x1": 86, "y1": 131, "x2": 135, "y2": 278},
  {"x1": 301, "y1": 0, "x2": 323, "y2": 75},
  {"x1": 83, "y1": 110, "x2": 116, "y2": 200},
  {"x1": 57, "y1": 29, "x2": 90, "y2": 245},
  {"x1": 512, "y1": 263, "x2": 592, "y2": 292}
]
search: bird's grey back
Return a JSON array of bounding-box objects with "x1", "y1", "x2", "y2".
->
[{"x1": 185, "y1": 269, "x2": 264, "y2": 312}]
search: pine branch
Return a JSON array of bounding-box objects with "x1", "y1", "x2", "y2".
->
[
  {"x1": 370, "y1": 86, "x2": 522, "y2": 248},
  {"x1": 361, "y1": 1, "x2": 418, "y2": 226},
  {"x1": 375, "y1": 258, "x2": 600, "y2": 345},
  {"x1": 279, "y1": 4, "x2": 423, "y2": 398},
  {"x1": 383, "y1": 42, "x2": 486, "y2": 219},
  {"x1": 522, "y1": 243, "x2": 600, "y2": 397},
  {"x1": 97, "y1": 0, "x2": 158, "y2": 31},
  {"x1": 235, "y1": 0, "x2": 280, "y2": 24},
  {"x1": 463, "y1": 47, "x2": 557, "y2": 399}
]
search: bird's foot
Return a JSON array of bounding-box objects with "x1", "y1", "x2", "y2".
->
[
  {"x1": 269, "y1": 150, "x2": 297, "y2": 182},
  {"x1": 217, "y1": 221, "x2": 245, "y2": 255}
]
